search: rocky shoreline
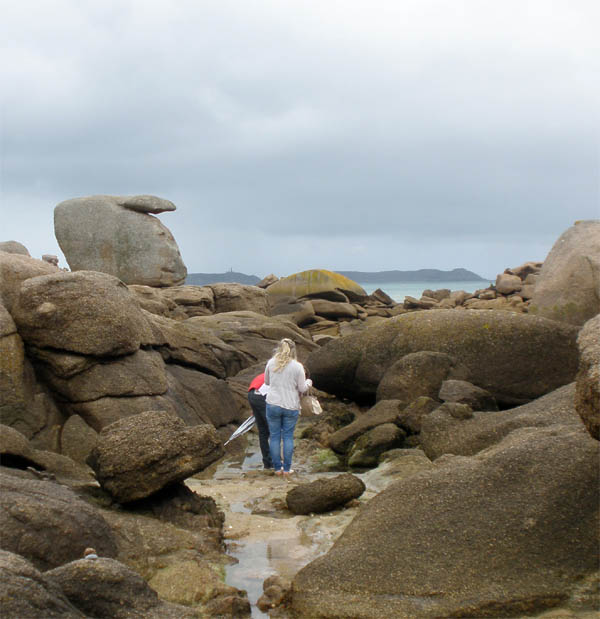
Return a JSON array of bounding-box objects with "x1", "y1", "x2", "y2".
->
[{"x1": 1, "y1": 197, "x2": 598, "y2": 618}]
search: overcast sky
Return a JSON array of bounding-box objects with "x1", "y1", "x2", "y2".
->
[{"x1": 2, "y1": 0, "x2": 598, "y2": 279}]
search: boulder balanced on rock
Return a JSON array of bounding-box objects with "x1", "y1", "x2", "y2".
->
[
  {"x1": 87, "y1": 411, "x2": 223, "y2": 503},
  {"x1": 54, "y1": 194, "x2": 187, "y2": 286}
]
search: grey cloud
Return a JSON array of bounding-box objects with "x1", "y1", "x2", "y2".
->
[{"x1": 1, "y1": 0, "x2": 599, "y2": 276}]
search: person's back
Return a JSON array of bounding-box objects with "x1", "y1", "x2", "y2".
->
[
  {"x1": 264, "y1": 338, "x2": 311, "y2": 476},
  {"x1": 265, "y1": 357, "x2": 306, "y2": 411}
]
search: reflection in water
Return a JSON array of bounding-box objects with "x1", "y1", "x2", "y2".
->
[{"x1": 200, "y1": 433, "x2": 345, "y2": 618}]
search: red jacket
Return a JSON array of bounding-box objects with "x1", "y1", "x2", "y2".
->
[{"x1": 248, "y1": 373, "x2": 265, "y2": 392}]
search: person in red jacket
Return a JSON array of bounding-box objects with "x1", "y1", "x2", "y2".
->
[{"x1": 247, "y1": 373, "x2": 273, "y2": 469}]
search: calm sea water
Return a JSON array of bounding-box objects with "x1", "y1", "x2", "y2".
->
[{"x1": 358, "y1": 281, "x2": 492, "y2": 303}]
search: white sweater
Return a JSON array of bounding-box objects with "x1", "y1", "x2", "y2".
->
[{"x1": 264, "y1": 358, "x2": 311, "y2": 411}]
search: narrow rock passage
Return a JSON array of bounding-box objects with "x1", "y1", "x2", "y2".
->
[{"x1": 187, "y1": 426, "x2": 369, "y2": 617}]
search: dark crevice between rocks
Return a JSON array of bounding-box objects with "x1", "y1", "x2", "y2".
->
[
  {"x1": 161, "y1": 354, "x2": 223, "y2": 379},
  {"x1": 0, "y1": 453, "x2": 45, "y2": 471}
]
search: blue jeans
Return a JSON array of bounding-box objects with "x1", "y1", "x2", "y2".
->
[{"x1": 266, "y1": 404, "x2": 299, "y2": 472}]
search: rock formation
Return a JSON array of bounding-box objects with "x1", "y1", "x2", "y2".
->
[
  {"x1": 0, "y1": 550, "x2": 84, "y2": 618},
  {"x1": 307, "y1": 309, "x2": 579, "y2": 406},
  {"x1": 291, "y1": 424, "x2": 599, "y2": 618},
  {"x1": 0, "y1": 240, "x2": 30, "y2": 255},
  {"x1": 529, "y1": 220, "x2": 600, "y2": 325},
  {"x1": 267, "y1": 268, "x2": 367, "y2": 301},
  {"x1": 576, "y1": 314, "x2": 600, "y2": 439},
  {"x1": 87, "y1": 411, "x2": 223, "y2": 503},
  {"x1": 286, "y1": 473, "x2": 365, "y2": 515},
  {"x1": 54, "y1": 194, "x2": 187, "y2": 286}
]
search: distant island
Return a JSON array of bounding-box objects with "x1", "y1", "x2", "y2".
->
[
  {"x1": 336, "y1": 268, "x2": 488, "y2": 283},
  {"x1": 186, "y1": 271, "x2": 261, "y2": 286},
  {"x1": 186, "y1": 268, "x2": 487, "y2": 286}
]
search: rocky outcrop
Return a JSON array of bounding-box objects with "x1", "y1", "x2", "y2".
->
[
  {"x1": 286, "y1": 473, "x2": 365, "y2": 515},
  {"x1": 267, "y1": 269, "x2": 367, "y2": 302},
  {"x1": 0, "y1": 472, "x2": 118, "y2": 570},
  {"x1": 210, "y1": 282, "x2": 270, "y2": 315},
  {"x1": 0, "y1": 424, "x2": 93, "y2": 481},
  {"x1": 46, "y1": 557, "x2": 198, "y2": 618},
  {"x1": 87, "y1": 411, "x2": 223, "y2": 503},
  {"x1": 419, "y1": 382, "x2": 579, "y2": 460},
  {"x1": 529, "y1": 220, "x2": 600, "y2": 325},
  {"x1": 13, "y1": 270, "x2": 154, "y2": 356},
  {"x1": 0, "y1": 550, "x2": 84, "y2": 618},
  {"x1": 291, "y1": 424, "x2": 600, "y2": 618},
  {"x1": 576, "y1": 314, "x2": 600, "y2": 439},
  {"x1": 0, "y1": 240, "x2": 30, "y2": 255},
  {"x1": 54, "y1": 194, "x2": 187, "y2": 286},
  {"x1": 307, "y1": 310, "x2": 579, "y2": 406},
  {"x1": 116, "y1": 194, "x2": 176, "y2": 214},
  {"x1": 347, "y1": 423, "x2": 406, "y2": 467},
  {"x1": 0, "y1": 251, "x2": 58, "y2": 312},
  {"x1": 376, "y1": 351, "x2": 469, "y2": 404},
  {"x1": 328, "y1": 400, "x2": 404, "y2": 455},
  {"x1": 438, "y1": 379, "x2": 498, "y2": 411}
]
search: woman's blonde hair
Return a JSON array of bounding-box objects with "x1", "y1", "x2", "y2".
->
[{"x1": 272, "y1": 338, "x2": 297, "y2": 372}]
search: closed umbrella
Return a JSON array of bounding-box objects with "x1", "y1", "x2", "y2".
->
[{"x1": 223, "y1": 416, "x2": 256, "y2": 446}]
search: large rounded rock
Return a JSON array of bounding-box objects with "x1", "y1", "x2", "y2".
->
[
  {"x1": 286, "y1": 473, "x2": 365, "y2": 515},
  {"x1": 54, "y1": 194, "x2": 187, "y2": 286},
  {"x1": 266, "y1": 269, "x2": 366, "y2": 301},
  {"x1": 576, "y1": 314, "x2": 600, "y2": 440},
  {"x1": 87, "y1": 411, "x2": 223, "y2": 502},
  {"x1": 46, "y1": 557, "x2": 197, "y2": 618},
  {"x1": 291, "y1": 424, "x2": 600, "y2": 618},
  {"x1": 376, "y1": 351, "x2": 469, "y2": 404},
  {"x1": 12, "y1": 270, "x2": 154, "y2": 356},
  {"x1": 420, "y1": 382, "x2": 579, "y2": 460},
  {"x1": 0, "y1": 240, "x2": 30, "y2": 255},
  {"x1": 0, "y1": 472, "x2": 117, "y2": 570},
  {"x1": 529, "y1": 220, "x2": 600, "y2": 325},
  {"x1": 307, "y1": 310, "x2": 579, "y2": 406},
  {"x1": 0, "y1": 250, "x2": 57, "y2": 312},
  {"x1": 0, "y1": 550, "x2": 84, "y2": 618}
]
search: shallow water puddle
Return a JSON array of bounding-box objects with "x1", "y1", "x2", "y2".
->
[{"x1": 187, "y1": 434, "x2": 351, "y2": 618}]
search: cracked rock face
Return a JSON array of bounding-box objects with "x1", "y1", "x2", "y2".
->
[{"x1": 54, "y1": 195, "x2": 187, "y2": 287}]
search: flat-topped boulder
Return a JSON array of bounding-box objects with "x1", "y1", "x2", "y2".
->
[
  {"x1": 54, "y1": 194, "x2": 187, "y2": 286},
  {"x1": 266, "y1": 269, "x2": 367, "y2": 302},
  {"x1": 307, "y1": 310, "x2": 579, "y2": 406},
  {"x1": 529, "y1": 220, "x2": 600, "y2": 325}
]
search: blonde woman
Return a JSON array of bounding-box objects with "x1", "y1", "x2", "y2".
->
[{"x1": 264, "y1": 338, "x2": 312, "y2": 476}]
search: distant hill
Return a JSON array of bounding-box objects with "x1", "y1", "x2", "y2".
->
[
  {"x1": 185, "y1": 271, "x2": 261, "y2": 286},
  {"x1": 336, "y1": 268, "x2": 488, "y2": 283},
  {"x1": 186, "y1": 268, "x2": 487, "y2": 287}
]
